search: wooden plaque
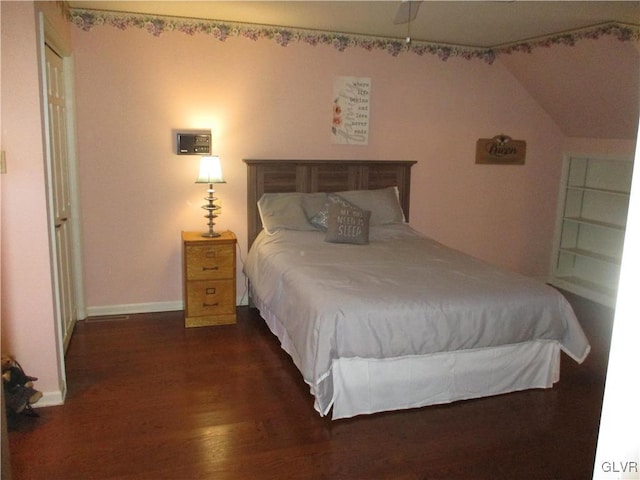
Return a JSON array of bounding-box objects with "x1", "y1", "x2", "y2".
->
[{"x1": 476, "y1": 135, "x2": 526, "y2": 165}]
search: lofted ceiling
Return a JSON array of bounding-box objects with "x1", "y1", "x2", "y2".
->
[{"x1": 67, "y1": 1, "x2": 640, "y2": 139}]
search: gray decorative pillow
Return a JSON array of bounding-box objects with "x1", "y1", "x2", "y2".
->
[
  {"x1": 325, "y1": 201, "x2": 371, "y2": 245},
  {"x1": 311, "y1": 187, "x2": 405, "y2": 229},
  {"x1": 310, "y1": 193, "x2": 352, "y2": 230}
]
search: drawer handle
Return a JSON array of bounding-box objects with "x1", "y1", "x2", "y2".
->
[
  {"x1": 205, "y1": 252, "x2": 217, "y2": 258},
  {"x1": 203, "y1": 266, "x2": 219, "y2": 271},
  {"x1": 203, "y1": 302, "x2": 219, "y2": 307},
  {"x1": 205, "y1": 287, "x2": 216, "y2": 295}
]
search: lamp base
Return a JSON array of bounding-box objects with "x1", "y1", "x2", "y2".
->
[{"x1": 201, "y1": 231, "x2": 221, "y2": 238}]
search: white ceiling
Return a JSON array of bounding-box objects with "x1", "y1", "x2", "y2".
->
[{"x1": 68, "y1": 1, "x2": 640, "y2": 48}]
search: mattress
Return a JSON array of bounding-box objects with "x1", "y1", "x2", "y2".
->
[{"x1": 244, "y1": 224, "x2": 591, "y2": 418}]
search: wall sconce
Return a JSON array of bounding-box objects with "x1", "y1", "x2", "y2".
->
[{"x1": 195, "y1": 155, "x2": 226, "y2": 237}]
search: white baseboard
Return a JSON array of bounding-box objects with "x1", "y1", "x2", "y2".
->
[
  {"x1": 85, "y1": 296, "x2": 249, "y2": 319},
  {"x1": 236, "y1": 295, "x2": 249, "y2": 307},
  {"x1": 33, "y1": 388, "x2": 66, "y2": 408},
  {"x1": 85, "y1": 301, "x2": 184, "y2": 318}
]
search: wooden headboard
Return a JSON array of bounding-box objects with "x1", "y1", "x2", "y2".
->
[{"x1": 244, "y1": 159, "x2": 417, "y2": 249}]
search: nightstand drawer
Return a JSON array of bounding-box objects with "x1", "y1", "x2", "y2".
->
[
  {"x1": 185, "y1": 279, "x2": 235, "y2": 317},
  {"x1": 185, "y1": 244, "x2": 234, "y2": 280}
]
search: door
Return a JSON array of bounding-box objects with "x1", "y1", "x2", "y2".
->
[{"x1": 45, "y1": 43, "x2": 77, "y2": 351}]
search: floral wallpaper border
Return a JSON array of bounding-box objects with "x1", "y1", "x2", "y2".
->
[{"x1": 68, "y1": 8, "x2": 640, "y2": 64}]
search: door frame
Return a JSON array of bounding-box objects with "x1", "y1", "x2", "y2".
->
[{"x1": 38, "y1": 12, "x2": 85, "y2": 391}]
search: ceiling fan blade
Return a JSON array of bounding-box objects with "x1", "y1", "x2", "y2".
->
[{"x1": 393, "y1": 1, "x2": 422, "y2": 25}]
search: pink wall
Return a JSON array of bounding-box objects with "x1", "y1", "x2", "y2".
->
[
  {"x1": 500, "y1": 37, "x2": 639, "y2": 140},
  {"x1": 71, "y1": 24, "x2": 574, "y2": 311}
]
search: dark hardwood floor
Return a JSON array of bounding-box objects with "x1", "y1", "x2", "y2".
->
[{"x1": 7, "y1": 292, "x2": 613, "y2": 480}]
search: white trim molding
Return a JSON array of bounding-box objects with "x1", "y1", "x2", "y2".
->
[{"x1": 86, "y1": 301, "x2": 183, "y2": 318}]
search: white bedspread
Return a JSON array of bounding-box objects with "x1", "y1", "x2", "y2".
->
[{"x1": 244, "y1": 224, "x2": 591, "y2": 416}]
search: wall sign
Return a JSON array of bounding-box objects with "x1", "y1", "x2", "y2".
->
[
  {"x1": 331, "y1": 76, "x2": 371, "y2": 145},
  {"x1": 476, "y1": 134, "x2": 526, "y2": 165}
]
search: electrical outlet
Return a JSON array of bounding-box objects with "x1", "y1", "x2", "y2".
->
[{"x1": 0, "y1": 151, "x2": 6, "y2": 174}]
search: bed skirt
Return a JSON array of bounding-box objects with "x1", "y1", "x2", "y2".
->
[
  {"x1": 331, "y1": 340, "x2": 560, "y2": 419},
  {"x1": 251, "y1": 293, "x2": 561, "y2": 420}
]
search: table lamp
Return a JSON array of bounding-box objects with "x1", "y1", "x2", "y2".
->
[{"x1": 195, "y1": 155, "x2": 226, "y2": 237}]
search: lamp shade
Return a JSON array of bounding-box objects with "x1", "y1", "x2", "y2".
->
[{"x1": 196, "y1": 156, "x2": 226, "y2": 184}]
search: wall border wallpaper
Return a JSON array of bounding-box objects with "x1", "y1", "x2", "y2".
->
[{"x1": 69, "y1": 8, "x2": 640, "y2": 64}]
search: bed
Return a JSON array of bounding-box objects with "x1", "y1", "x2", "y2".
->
[{"x1": 243, "y1": 159, "x2": 591, "y2": 420}]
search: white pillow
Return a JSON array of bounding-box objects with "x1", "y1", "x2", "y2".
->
[{"x1": 311, "y1": 186, "x2": 405, "y2": 228}]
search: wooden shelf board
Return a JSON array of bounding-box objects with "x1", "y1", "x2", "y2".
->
[
  {"x1": 554, "y1": 275, "x2": 616, "y2": 297},
  {"x1": 563, "y1": 217, "x2": 625, "y2": 231},
  {"x1": 551, "y1": 276, "x2": 617, "y2": 307},
  {"x1": 558, "y1": 247, "x2": 621, "y2": 265},
  {"x1": 566, "y1": 185, "x2": 630, "y2": 197}
]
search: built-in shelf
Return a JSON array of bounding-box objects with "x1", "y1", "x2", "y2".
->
[{"x1": 551, "y1": 156, "x2": 632, "y2": 307}]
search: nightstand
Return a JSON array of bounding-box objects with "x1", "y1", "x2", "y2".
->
[{"x1": 182, "y1": 230, "x2": 237, "y2": 327}]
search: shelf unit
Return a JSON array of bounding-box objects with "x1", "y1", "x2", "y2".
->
[{"x1": 551, "y1": 156, "x2": 632, "y2": 307}]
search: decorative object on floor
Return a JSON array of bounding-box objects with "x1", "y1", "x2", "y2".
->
[
  {"x1": 475, "y1": 134, "x2": 526, "y2": 165},
  {"x1": 2, "y1": 355, "x2": 42, "y2": 418},
  {"x1": 196, "y1": 155, "x2": 226, "y2": 237}
]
